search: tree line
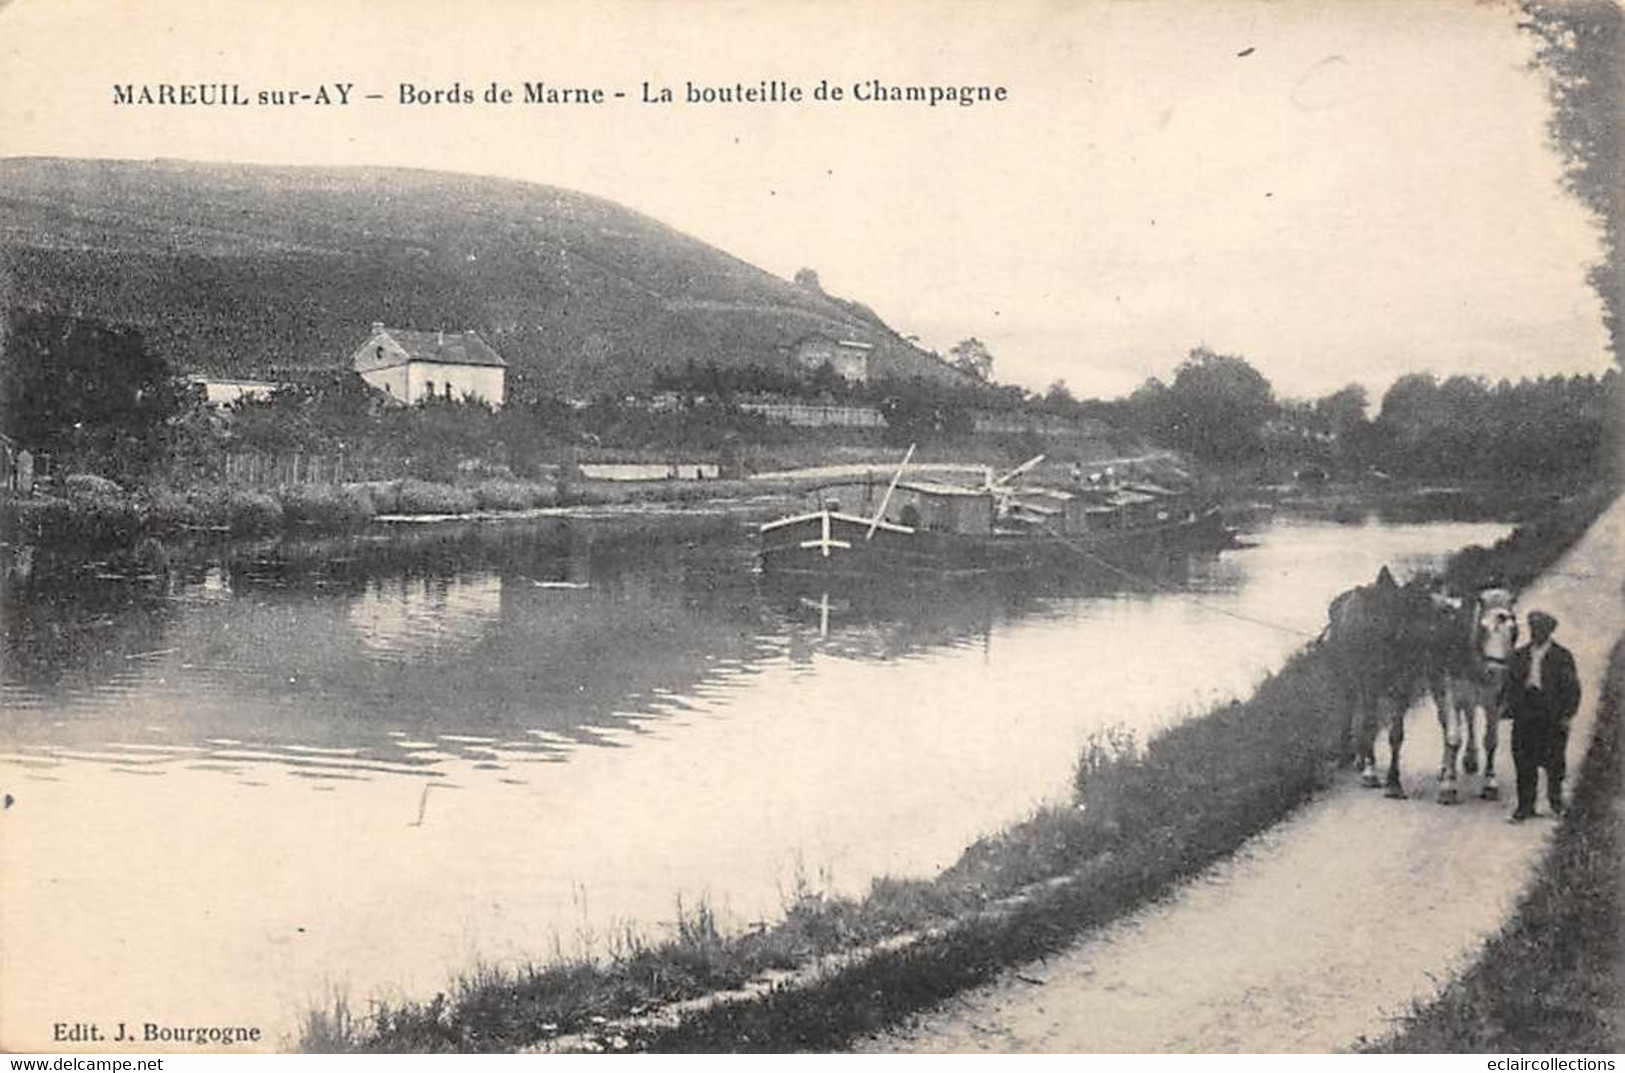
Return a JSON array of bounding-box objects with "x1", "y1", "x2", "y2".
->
[
  {"x1": 1041, "y1": 345, "x2": 1619, "y2": 483},
  {"x1": 2, "y1": 309, "x2": 1617, "y2": 486}
]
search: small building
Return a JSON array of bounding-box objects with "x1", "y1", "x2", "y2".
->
[
  {"x1": 351, "y1": 323, "x2": 506, "y2": 407},
  {"x1": 791, "y1": 335, "x2": 873, "y2": 384},
  {"x1": 813, "y1": 477, "x2": 993, "y2": 535}
]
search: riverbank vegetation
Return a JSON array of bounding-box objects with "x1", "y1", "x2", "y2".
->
[
  {"x1": 0, "y1": 471, "x2": 819, "y2": 547},
  {"x1": 298, "y1": 481, "x2": 1617, "y2": 1053}
]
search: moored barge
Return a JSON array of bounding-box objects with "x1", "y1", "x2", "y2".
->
[{"x1": 758, "y1": 463, "x2": 1228, "y2": 578}]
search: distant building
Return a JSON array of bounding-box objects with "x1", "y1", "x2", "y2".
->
[
  {"x1": 351, "y1": 323, "x2": 506, "y2": 407},
  {"x1": 791, "y1": 335, "x2": 872, "y2": 384}
]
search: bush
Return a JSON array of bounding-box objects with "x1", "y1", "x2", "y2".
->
[
  {"x1": 471, "y1": 478, "x2": 546, "y2": 511},
  {"x1": 354, "y1": 480, "x2": 403, "y2": 515},
  {"x1": 84, "y1": 496, "x2": 142, "y2": 542},
  {"x1": 171, "y1": 486, "x2": 283, "y2": 534},
  {"x1": 278, "y1": 484, "x2": 377, "y2": 528},
  {"x1": 64, "y1": 473, "x2": 124, "y2": 498},
  {"x1": 394, "y1": 479, "x2": 477, "y2": 515},
  {"x1": 221, "y1": 489, "x2": 283, "y2": 534},
  {"x1": 142, "y1": 487, "x2": 202, "y2": 530}
]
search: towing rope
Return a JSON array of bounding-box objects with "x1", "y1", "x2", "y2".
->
[{"x1": 1038, "y1": 522, "x2": 1323, "y2": 640}]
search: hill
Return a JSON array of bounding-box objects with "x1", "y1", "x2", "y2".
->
[{"x1": 0, "y1": 157, "x2": 968, "y2": 396}]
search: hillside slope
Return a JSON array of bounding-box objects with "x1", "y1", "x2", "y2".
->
[{"x1": 0, "y1": 157, "x2": 963, "y2": 394}]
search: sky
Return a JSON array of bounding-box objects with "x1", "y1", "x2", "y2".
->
[{"x1": 0, "y1": 0, "x2": 1613, "y2": 401}]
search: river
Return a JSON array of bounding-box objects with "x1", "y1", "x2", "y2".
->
[{"x1": 0, "y1": 506, "x2": 1510, "y2": 1048}]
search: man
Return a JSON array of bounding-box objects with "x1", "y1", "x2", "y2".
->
[{"x1": 1502, "y1": 610, "x2": 1581, "y2": 822}]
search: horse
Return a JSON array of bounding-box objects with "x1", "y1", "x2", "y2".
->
[
  {"x1": 1324, "y1": 566, "x2": 1438, "y2": 797},
  {"x1": 1425, "y1": 587, "x2": 1518, "y2": 803}
]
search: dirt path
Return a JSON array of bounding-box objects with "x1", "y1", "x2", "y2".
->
[{"x1": 862, "y1": 496, "x2": 1624, "y2": 1054}]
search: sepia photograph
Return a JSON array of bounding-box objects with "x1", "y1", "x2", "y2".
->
[{"x1": 0, "y1": 0, "x2": 1620, "y2": 1057}]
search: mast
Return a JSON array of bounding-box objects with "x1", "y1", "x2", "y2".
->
[{"x1": 866, "y1": 443, "x2": 916, "y2": 539}]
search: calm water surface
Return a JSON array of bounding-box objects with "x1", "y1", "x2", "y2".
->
[{"x1": 0, "y1": 508, "x2": 1509, "y2": 1046}]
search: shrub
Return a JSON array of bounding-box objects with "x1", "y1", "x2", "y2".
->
[
  {"x1": 222, "y1": 489, "x2": 283, "y2": 534},
  {"x1": 169, "y1": 486, "x2": 281, "y2": 534},
  {"x1": 64, "y1": 473, "x2": 124, "y2": 498},
  {"x1": 278, "y1": 484, "x2": 377, "y2": 528},
  {"x1": 394, "y1": 480, "x2": 477, "y2": 515},
  {"x1": 471, "y1": 478, "x2": 545, "y2": 511},
  {"x1": 142, "y1": 487, "x2": 202, "y2": 531},
  {"x1": 63, "y1": 489, "x2": 142, "y2": 542},
  {"x1": 355, "y1": 480, "x2": 404, "y2": 515}
]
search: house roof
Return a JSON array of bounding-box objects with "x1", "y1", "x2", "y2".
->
[{"x1": 370, "y1": 326, "x2": 507, "y2": 368}]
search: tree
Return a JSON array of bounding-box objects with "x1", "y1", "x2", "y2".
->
[
  {"x1": 878, "y1": 378, "x2": 974, "y2": 445},
  {"x1": 793, "y1": 267, "x2": 823, "y2": 292},
  {"x1": 1043, "y1": 379, "x2": 1080, "y2": 415},
  {"x1": 0, "y1": 309, "x2": 182, "y2": 465},
  {"x1": 1314, "y1": 383, "x2": 1370, "y2": 438},
  {"x1": 1159, "y1": 346, "x2": 1277, "y2": 462},
  {"x1": 807, "y1": 360, "x2": 845, "y2": 397},
  {"x1": 948, "y1": 337, "x2": 995, "y2": 381},
  {"x1": 1522, "y1": 1, "x2": 1622, "y2": 363}
]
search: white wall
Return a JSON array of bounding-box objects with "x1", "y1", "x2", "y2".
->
[
  {"x1": 401, "y1": 363, "x2": 505, "y2": 407},
  {"x1": 199, "y1": 380, "x2": 278, "y2": 406}
]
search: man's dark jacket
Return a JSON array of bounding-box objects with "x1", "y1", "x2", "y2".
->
[{"x1": 1504, "y1": 640, "x2": 1581, "y2": 723}]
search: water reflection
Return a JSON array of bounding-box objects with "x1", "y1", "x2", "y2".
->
[{"x1": 0, "y1": 508, "x2": 1512, "y2": 1047}]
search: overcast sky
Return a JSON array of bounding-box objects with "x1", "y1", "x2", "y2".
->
[{"x1": 0, "y1": 0, "x2": 1612, "y2": 401}]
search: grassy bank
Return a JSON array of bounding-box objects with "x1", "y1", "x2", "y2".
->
[
  {"x1": 1372, "y1": 637, "x2": 1622, "y2": 1054},
  {"x1": 300, "y1": 486, "x2": 1615, "y2": 1053},
  {"x1": 0, "y1": 472, "x2": 809, "y2": 548}
]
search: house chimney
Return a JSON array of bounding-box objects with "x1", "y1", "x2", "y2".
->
[{"x1": 371, "y1": 321, "x2": 384, "y2": 334}]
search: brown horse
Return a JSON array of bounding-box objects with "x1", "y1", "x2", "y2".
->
[{"x1": 1324, "y1": 566, "x2": 1439, "y2": 797}]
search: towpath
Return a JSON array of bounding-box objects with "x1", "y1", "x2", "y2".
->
[{"x1": 862, "y1": 494, "x2": 1624, "y2": 1053}]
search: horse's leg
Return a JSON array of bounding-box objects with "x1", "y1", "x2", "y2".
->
[
  {"x1": 1434, "y1": 675, "x2": 1461, "y2": 804},
  {"x1": 1481, "y1": 668, "x2": 1504, "y2": 800},
  {"x1": 1357, "y1": 688, "x2": 1381, "y2": 788},
  {"x1": 1462, "y1": 678, "x2": 1481, "y2": 775},
  {"x1": 1385, "y1": 692, "x2": 1407, "y2": 798},
  {"x1": 1337, "y1": 676, "x2": 1358, "y2": 769}
]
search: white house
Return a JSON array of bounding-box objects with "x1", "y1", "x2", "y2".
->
[{"x1": 350, "y1": 323, "x2": 507, "y2": 407}]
